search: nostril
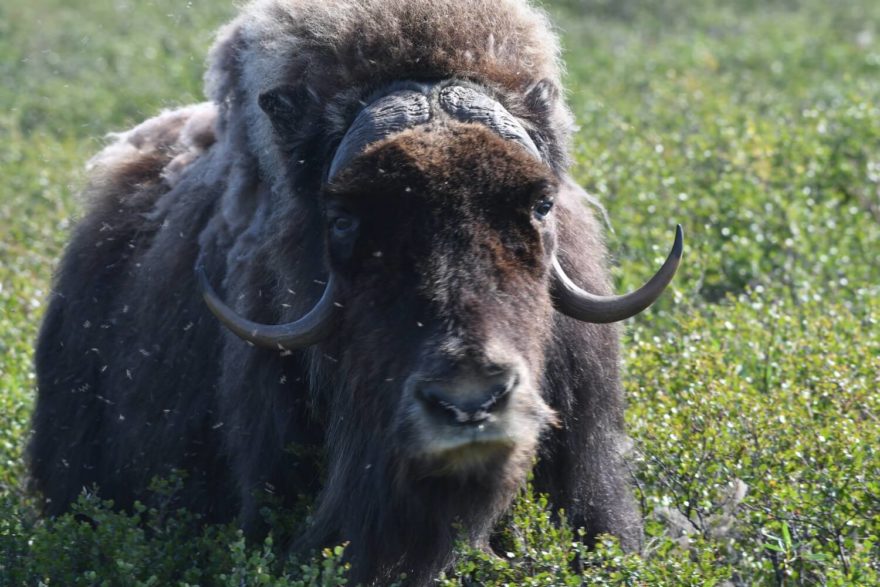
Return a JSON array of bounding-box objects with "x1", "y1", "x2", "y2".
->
[
  {"x1": 483, "y1": 363, "x2": 508, "y2": 377},
  {"x1": 416, "y1": 385, "x2": 473, "y2": 423},
  {"x1": 478, "y1": 383, "x2": 511, "y2": 413},
  {"x1": 415, "y1": 385, "x2": 443, "y2": 409}
]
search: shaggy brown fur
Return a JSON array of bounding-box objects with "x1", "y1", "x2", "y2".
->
[{"x1": 30, "y1": 1, "x2": 642, "y2": 584}]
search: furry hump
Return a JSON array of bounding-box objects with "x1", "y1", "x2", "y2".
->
[{"x1": 205, "y1": 0, "x2": 573, "y2": 185}]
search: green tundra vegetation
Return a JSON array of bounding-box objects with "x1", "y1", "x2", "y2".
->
[{"x1": 1, "y1": 0, "x2": 878, "y2": 584}]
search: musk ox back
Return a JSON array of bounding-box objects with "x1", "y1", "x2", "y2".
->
[{"x1": 29, "y1": 0, "x2": 682, "y2": 583}]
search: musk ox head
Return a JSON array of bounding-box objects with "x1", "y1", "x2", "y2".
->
[{"x1": 198, "y1": 81, "x2": 681, "y2": 480}]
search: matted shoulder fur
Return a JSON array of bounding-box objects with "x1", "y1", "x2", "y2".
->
[{"x1": 30, "y1": 1, "x2": 645, "y2": 585}]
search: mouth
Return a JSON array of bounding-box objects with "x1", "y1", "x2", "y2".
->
[
  {"x1": 423, "y1": 420, "x2": 515, "y2": 453},
  {"x1": 409, "y1": 419, "x2": 519, "y2": 475}
]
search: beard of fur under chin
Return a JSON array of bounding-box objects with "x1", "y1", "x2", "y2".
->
[
  {"x1": 377, "y1": 442, "x2": 539, "y2": 585},
  {"x1": 300, "y1": 394, "x2": 544, "y2": 585}
]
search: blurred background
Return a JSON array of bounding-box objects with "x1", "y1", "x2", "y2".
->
[{"x1": 1, "y1": 0, "x2": 878, "y2": 584}]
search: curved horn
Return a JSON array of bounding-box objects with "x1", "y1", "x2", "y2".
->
[
  {"x1": 328, "y1": 90, "x2": 431, "y2": 181},
  {"x1": 552, "y1": 225, "x2": 683, "y2": 323},
  {"x1": 196, "y1": 256, "x2": 338, "y2": 349},
  {"x1": 438, "y1": 85, "x2": 541, "y2": 159}
]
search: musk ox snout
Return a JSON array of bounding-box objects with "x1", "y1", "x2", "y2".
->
[
  {"x1": 413, "y1": 367, "x2": 517, "y2": 427},
  {"x1": 401, "y1": 354, "x2": 555, "y2": 470},
  {"x1": 414, "y1": 363, "x2": 515, "y2": 426}
]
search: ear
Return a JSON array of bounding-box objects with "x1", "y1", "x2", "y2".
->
[
  {"x1": 258, "y1": 85, "x2": 313, "y2": 137},
  {"x1": 524, "y1": 78, "x2": 559, "y2": 118}
]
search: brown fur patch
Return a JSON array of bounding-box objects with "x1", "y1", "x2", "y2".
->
[{"x1": 334, "y1": 123, "x2": 554, "y2": 200}]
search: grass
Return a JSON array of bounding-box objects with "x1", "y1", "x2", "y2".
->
[{"x1": 1, "y1": 0, "x2": 878, "y2": 584}]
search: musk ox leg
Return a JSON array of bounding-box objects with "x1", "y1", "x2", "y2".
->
[
  {"x1": 209, "y1": 261, "x2": 327, "y2": 537},
  {"x1": 216, "y1": 346, "x2": 324, "y2": 538},
  {"x1": 533, "y1": 319, "x2": 644, "y2": 552},
  {"x1": 30, "y1": 295, "x2": 107, "y2": 514}
]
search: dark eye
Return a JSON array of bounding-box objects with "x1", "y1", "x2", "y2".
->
[
  {"x1": 533, "y1": 199, "x2": 554, "y2": 219},
  {"x1": 330, "y1": 214, "x2": 359, "y2": 237}
]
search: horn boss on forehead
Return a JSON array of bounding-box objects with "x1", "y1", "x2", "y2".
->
[
  {"x1": 327, "y1": 89, "x2": 432, "y2": 181},
  {"x1": 437, "y1": 85, "x2": 542, "y2": 158}
]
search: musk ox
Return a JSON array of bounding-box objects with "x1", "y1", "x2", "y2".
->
[{"x1": 29, "y1": 0, "x2": 682, "y2": 583}]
